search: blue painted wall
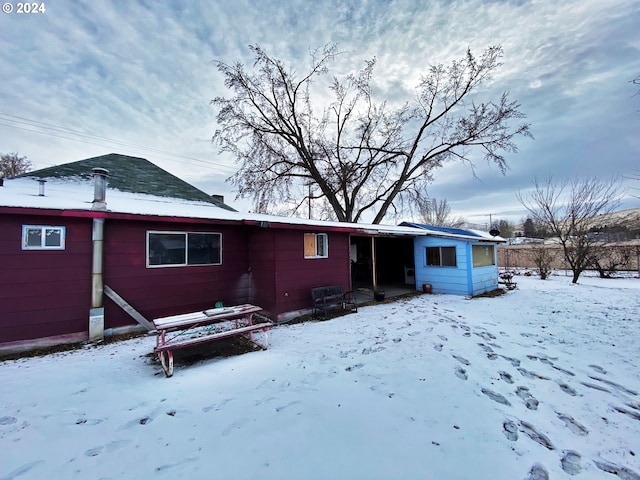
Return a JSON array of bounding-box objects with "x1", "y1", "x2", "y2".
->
[{"x1": 413, "y1": 237, "x2": 499, "y2": 296}]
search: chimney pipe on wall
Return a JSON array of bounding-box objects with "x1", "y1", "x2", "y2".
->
[
  {"x1": 92, "y1": 167, "x2": 109, "y2": 211},
  {"x1": 89, "y1": 167, "x2": 109, "y2": 343}
]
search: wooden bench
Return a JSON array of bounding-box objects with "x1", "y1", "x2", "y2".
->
[
  {"x1": 152, "y1": 304, "x2": 272, "y2": 377},
  {"x1": 311, "y1": 285, "x2": 357, "y2": 318}
]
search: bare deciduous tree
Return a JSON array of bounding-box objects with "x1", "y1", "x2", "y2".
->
[
  {"x1": 404, "y1": 194, "x2": 465, "y2": 227},
  {"x1": 0, "y1": 152, "x2": 31, "y2": 178},
  {"x1": 589, "y1": 245, "x2": 632, "y2": 278},
  {"x1": 517, "y1": 176, "x2": 622, "y2": 283},
  {"x1": 212, "y1": 44, "x2": 531, "y2": 223}
]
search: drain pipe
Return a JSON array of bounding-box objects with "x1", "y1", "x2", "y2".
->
[{"x1": 89, "y1": 168, "x2": 109, "y2": 342}]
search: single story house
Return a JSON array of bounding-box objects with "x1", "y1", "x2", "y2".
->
[
  {"x1": 0, "y1": 154, "x2": 503, "y2": 354},
  {"x1": 400, "y1": 222, "x2": 505, "y2": 296}
]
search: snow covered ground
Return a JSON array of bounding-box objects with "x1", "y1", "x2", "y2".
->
[{"x1": 1, "y1": 273, "x2": 639, "y2": 480}]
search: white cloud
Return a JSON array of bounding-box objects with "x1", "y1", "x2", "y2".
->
[{"x1": 0, "y1": 0, "x2": 638, "y2": 220}]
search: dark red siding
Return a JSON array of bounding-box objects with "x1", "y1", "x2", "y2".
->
[
  {"x1": 246, "y1": 228, "x2": 277, "y2": 315},
  {"x1": 1, "y1": 210, "x2": 354, "y2": 348},
  {"x1": 275, "y1": 230, "x2": 351, "y2": 315},
  {"x1": 103, "y1": 219, "x2": 250, "y2": 327},
  {"x1": 0, "y1": 214, "x2": 92, "y2": 343}
]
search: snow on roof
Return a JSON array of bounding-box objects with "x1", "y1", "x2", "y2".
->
[
  {"x1": 400, "y1": 221, "x2": 506, "y2": 243},
  {"x1": 0, "y1": 177, "x2": 498, "y2": 241},
  {"x1": 0, "y1": 176, "x2": 242, "y2": 221}
]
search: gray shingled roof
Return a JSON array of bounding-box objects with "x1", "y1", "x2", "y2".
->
[{"x1": 19, "y1": 153, "x2": 237, "y2": 211}]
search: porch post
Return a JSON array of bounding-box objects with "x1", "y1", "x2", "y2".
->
[{"x1": 371, "y1": 236, "x2": 378, "y2": 290}]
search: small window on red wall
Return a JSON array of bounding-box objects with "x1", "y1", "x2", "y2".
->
[
  {"x1": 304, "y1": 233, "x2": 328, "y2": 258},
  {"x1": 22, "y1": 225, "x2": 66, "y2": 250}
]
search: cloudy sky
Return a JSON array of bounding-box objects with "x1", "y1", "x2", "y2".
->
[{"x1": 1, "y1": 0, "x2": 639, "y2": 225}]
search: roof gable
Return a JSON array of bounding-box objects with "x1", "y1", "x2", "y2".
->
[{"x1": 18, "y1": 153, "x2": 236, "y2": 211}]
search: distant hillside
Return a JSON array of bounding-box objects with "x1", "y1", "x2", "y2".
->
[
  {"x1": 589, "y1": 208, "x2": 640, "y2": 230},
  {"x1": 509, "y1": 207, "x2": 640, "y2": 241}
]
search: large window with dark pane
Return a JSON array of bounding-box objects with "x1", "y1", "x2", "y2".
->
[{"x1": 147, "y1": 231, "x2": 221, "y2": 267}]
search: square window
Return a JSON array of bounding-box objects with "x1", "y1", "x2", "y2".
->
[
  {"x1": 472, "y1": 244, "x2": 495, "y2": 267},
  {"x1": 304, "y1": 233, "x2": 328, "y2": 258}
]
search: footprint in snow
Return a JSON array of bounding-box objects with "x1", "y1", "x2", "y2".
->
[
  {"x1": 525, "y1": 463, "x2": 549, "y2": 480},
  {"x1": 556, "y1": 413, "x2": 589, "y2": 436},
  {"x1": 499, "y1": 371, "x2": 514, "y2": 384},
  {"x1": 552, "y1": 365, "x2": 575, "y2": 376},
  {"x1": 561, "y1": 450, "x2": 582, "y2": 475},
  {"x1": 0, "y1": 416, "x2": 17, "y2": 425},
  {"x1": 612, "y1": 405, "x2": 640, "y2": 421},
  {"x1": 433, "y1": 343, "x2": 443, "y2": 352},
  {"x1": 580, "y1": 382, "x2": 610, "y2": 393},
  {"x1": 516, "y1": 386, "x2": 539, "y2": 410},
  {"x1": 481, "y1": 388, "x2": 510, "y2": 406},
  {"x1": 345, "y1": 363, "x2": 364, "y2": 372},
  {"x1": 85, "y1": 446, "x2": 104, "y2": 457},
  {"x1": 155, "y1": 457, "x2": 199, "y2": 473},
  {"x1": 589, "y1": 375, "x2": 638, "y2": 396},
  {"x1": 455, "y1": 366, "x2": 468, "y2": 380},
  {"x1": 222, "y1": 418, "x2": 251, "y2": 436},
  {"x1": 500, "y1": 355, "x2": 521, "y2": 367},
  {"x1": 519, "y1": 421, "x2": 554, "y2": 450},
  {"x1": 589, "y1": 364, "x2": 607, "y2": 374},
  {"x1": 275, "y1": 400, "x2": 301, "y2": 413},
  {"x1": 475, "y1": 330, "x2": 497, "y2": 341},
  {"x1": 0, "y1": 461, "x2": 45, "y2": 479},
  {"x1": 503, "y1": 420, "x2": 518, "y2": 441},
  {"x1": 203, "y1": 397, "x2": 233, "y2": 413},
  {"x1": 557, "y1": 383, "x2": 578, "y2": 396},
  {"x1": 75, "y1": 417, "x2": 103, "y2": 425},
  {"x1": 593, "y1": 459, "x2": 640, "y2": 480},
  {"x1": 517, "y1": 367, "x2": 550, "y2": 380},
  {"x1": 452, "y1": 354, "x2": 470, "y2": 365}
]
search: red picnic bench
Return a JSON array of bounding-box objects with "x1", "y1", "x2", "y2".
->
[{"x1": 152, "y1": 304, "x2": 272, "y2": 377}]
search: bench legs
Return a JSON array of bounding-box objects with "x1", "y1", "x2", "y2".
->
[
  {"x1": 248, "y1": 328, "x2": 269, "y2": 350},
  {"x1": 156, "y1": 330, "x2": 174, "y2": 377},
  {"x1": 158, "y1": 350, "x2": 174, "y2": 377}
]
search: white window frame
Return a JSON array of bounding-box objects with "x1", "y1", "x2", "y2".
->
[
  {"x1": 146, "y1": 231, "x2": 222, "y2": 268},
  {"x1": 425, "y1": 246, "x2": 457, "y2": 267},
  {"x1": 22, "y1": 225, "x2": 66, "y2": 250},
  {"x1": 304, "y1": 233, "x2": 329, "y2": 259}
]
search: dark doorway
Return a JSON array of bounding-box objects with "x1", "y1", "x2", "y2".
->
[{"x1": 350, "y1": 236, "x2": 415, "y2": 291}]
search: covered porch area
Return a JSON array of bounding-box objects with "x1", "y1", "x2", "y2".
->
[{"x1": 349, "y1": 234, "x2": 417, "y2": 304}]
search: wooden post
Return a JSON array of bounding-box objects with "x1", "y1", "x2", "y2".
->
[{"x1": 371, "y1": 236, "x2": 378, "y2": 290}]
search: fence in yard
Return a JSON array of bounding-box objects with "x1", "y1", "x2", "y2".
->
[{"x1": 498, "y1": 241, "x2": 640, "y2": 275}]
